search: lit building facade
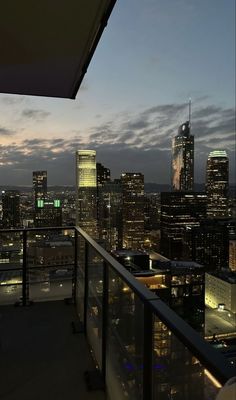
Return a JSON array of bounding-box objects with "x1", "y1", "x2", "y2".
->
[
  {"x1": 160, "y1": 192, "x2": 207, "y2": 259},
  {"x1": 205, "y1": 271, "x2": 236, "y2": 326},
  {"x1": 172, "y1": 121, "x2": 194, "y2": 192},
  {"x1": 2, "y1": 190, "x2": 21, "y2": 228},
  {"x1": 229, "y1": 239, "x2": 236, "y2": 271},
  {"x1": 34, "y1": 199, "x2": 62, "y2": 227},
  {"x1": 121, "y1": 173, "x2": 144, "y2": 250},
  {"x1": 206, "y1": 150, "x2": 229, "y2": 218},
  {"x1": 76, "y1": 150, "x2": 97, "y2": 237},
  {"x1": 33, "y1": 171, "x2": 47, "y2": 205}
]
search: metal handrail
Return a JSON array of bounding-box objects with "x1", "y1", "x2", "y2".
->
[
  {"x1": 75, "y1": 226, "x2": 235, "y2": 386},
  {"x1": 0, "y1": 226, "x2": 235, "y2": 388}
]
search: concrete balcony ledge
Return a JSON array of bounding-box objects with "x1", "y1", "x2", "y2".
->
[{"x1": 0, "y1": 301, "x2": 105, "y2": 400}]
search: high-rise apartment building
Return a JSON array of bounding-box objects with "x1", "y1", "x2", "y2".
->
[
  {"x1": 121, "y1": 173, "x2": 144, "y2": 250},
  {"x1": 172, "y1": 121, "x2": 194, "y2": 191},
  {"x1": 76, "y1": 150, "x2": 97, "y2": 237},
  {"x1": 206, "y1": 150, "x2": 229, "y2": 218},
  {"x1": 33, "y1": 171, "x2": 47, "y2": 205},
  {"x1": 2, "y1": 190, "x2": 20, "y2": 228},
  {"x1": 160, "y1": 192, "x2": 207, "y2": 259}
]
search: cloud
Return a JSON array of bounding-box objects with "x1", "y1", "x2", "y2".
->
[
  {"x1": 0, "y1": 127, "x2": 14, "y2": 136},
  {"x1": 0, "y1": 101, "x2": 235, "y2": 185},
  {"x1": 21, "y1": 109, "x2": 50, "y2": 120}
]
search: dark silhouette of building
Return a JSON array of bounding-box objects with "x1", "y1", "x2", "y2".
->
[
  {"x1": 121, "y1": 173, "x2": 145, "y2": 250},
  {"x1": 160, "y1": 192, "x2": 207, "y2": 259},
  {"x1": 184, "y1": 220, "x2": 229, "y2": 272},
  {"x1": 96, "y1": 162, "x2": 110, "y2": 187},
  {"x1": 172, "y1": 120, "x2": 194, "y2": 192},
  {"x1": 2, "y1": 190, "x2": 20, "y2": 228},
  {"x1": 33, "y1": 171, "x2": 47, "y2": 206},
  {"x1": 206, "y1": 150, "x2": 229, "y2": 218}
]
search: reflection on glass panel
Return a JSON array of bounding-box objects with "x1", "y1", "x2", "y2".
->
[
  {"x1": 0, "y1": 231, "x2": 23, "y2": 304},
  {"x1": 27, "y1": 229, "x2": 74, "y2": 302},
  {"x1": 152, "y1": 315, "x2": 221, "y2": 400},
  {"x1": 29, "y1": 267, "x2": 72, "y2": 301},
  {"x1": 86, "y1": 245, "x2": 103, "y2": 369},
  {"x1": 0, "y1": 284, "x2": 22, "y2": 305},
  {"x1": 106, "y1": 267, "x2": 144, "y2": 400}
]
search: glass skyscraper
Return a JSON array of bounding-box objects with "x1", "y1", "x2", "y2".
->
[
  {"x1": 206, "y1": 150, "x2": 229, "y2": 218},
  {"x1": 172, "y1": 121, "x2": 194, "y2": 192}
]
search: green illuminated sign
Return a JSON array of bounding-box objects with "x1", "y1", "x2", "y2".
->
[
  {"x1": 54, "y1": 200, "x2": 61, "y2": 208},
  {"x1": 37, "y1": 199, "x2": 44, "y2": 208}
]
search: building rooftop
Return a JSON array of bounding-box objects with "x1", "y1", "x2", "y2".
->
[{"x1": 207, "y1": 270, "x2": 236, "y2": 284}]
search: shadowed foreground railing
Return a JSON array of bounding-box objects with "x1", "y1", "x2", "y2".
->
[{"x1": 0, "y1": 226, "x2": 235, "y2": 400}]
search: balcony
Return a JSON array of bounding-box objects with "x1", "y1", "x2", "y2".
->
[{"x1": 0, "y1": 226, "x2": 235, "y2": 400}]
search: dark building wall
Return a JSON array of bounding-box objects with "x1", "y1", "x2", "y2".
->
[
  {"x1": 2, "y1": 190, "x2": 20, "y2": 228},
  {"x1": 160, "y1": 192, "x2": 207, "y2": 259},
  {"x1": 184, "y1": 220, "x2": 229, "y2": 271}
]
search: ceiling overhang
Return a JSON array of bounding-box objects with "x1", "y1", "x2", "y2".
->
[{"x1": 0, "y1": 0, "x2": 116, "y2": 99}]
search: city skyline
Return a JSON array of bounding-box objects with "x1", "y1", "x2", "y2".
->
[{"x1": 0, "y1": 0, "x2": 235, "y2": 185}]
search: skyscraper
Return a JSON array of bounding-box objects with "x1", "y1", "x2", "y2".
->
[
  {"x1": 33, "y1": 171, "x2": 47, "y2": 205},
  {"x1": 206, "y1": 150, "x2": 229, "y2": 218},
  {"x1": 2, "y1": 190, "x2": 20, "y2": 228},
  {"x1": 121, "y1": 173, "x2": 144, "y2": 250},
  {"x1": 172, "y1": 120, "x2": 194, "y2": 191},
  {"x1": 183, "y1": 220, "x2": 229, "y2": 272},
  {"x1": 76, "y1": 150, "x2": 97, "y2": 237},
  {"x1": 160, "y1": 192, "x2": 207, "y2": 259}
]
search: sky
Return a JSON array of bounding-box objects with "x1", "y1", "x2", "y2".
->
[{"x1": 0, "y1": 0, "x2": 235, "y2": 186}]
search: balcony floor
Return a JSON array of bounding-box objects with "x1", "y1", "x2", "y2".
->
[{"x1": 0, "y1": 301, "x2": 106, "y2": 400}]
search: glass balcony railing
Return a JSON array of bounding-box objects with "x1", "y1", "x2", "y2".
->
[{"x1": 0, "y1": 226, "x2": 235, "y2": 400}]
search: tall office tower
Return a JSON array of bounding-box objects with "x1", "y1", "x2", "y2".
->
[
  {"x1": 34, "y1": 199, "x2": 62, "y2": 227},
  {"x1": 96, "y1": 162, "x2": 111, "y2": 187},
  {"x1": 2, "y1": 190, "x2": 20, "y2": 228},
  {"x1": 33, "y1": 171, "x2": 47, "y2": 205},
  {"x1": 206, "y1": 150, "x2": 229, "y2": 218},
  {"x1": 172, "y1": 121, "x2": 194, "y2": 191},
  {"x1": 76, "y1": 150, "x2": 97, "y2": 237},
  {"x1": 121, "y1": 173, "x2": 144, "y2": 250},
  {"x1": 183, "y1": 220, "x2": 229, "y2": 272},
  {"x1": 97, "y1": 180, "x2": 122, "y2": 250},
  {"x1": 160, "y1": 192, "x2": 207, "y2": 259}
]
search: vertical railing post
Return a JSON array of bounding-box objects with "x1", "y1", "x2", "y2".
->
[
  {"x1": 102, "y1": 260, "x2": 108, "y2": 383},
  {"x1": 84, "y1": 241, "x2": 89, "y2": 334},
  {"x1": 143, "y1": 303, "x2": 153, "y2": 400},
  {"x1": 72, "y1": 228, "x2": 78, "y2": 304},
  {"x1": 22, "y1": 229, "x2": 28, "y2": 306}
]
